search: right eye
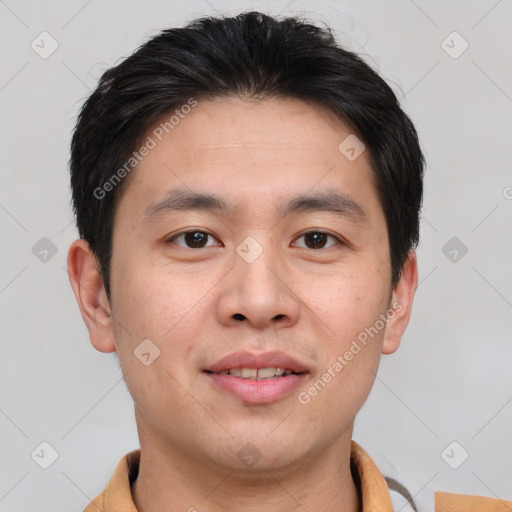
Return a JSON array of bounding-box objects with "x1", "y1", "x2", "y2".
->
[{"x1": 166, "y1": 230, "x2": 221, "y2": 249}]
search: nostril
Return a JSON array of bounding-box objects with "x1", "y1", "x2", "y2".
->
[{"x1": 233, "y1": 313, "x2": 245, "y2": 321}]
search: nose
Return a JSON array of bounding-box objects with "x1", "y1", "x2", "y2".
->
[{"x1": 215, "y1": 242, "x2": 301, "y2": 330}]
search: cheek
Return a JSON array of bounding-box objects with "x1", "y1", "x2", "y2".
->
[
  {"x1": 109, "y1": 260, "x2": 211, "y2": 423},
  {"x1": 300, "y1": 263, "x2": 391, "y2": 412},
  {"x1": 307, "y1": 269, "x2": 390, "y2": 343},
  {"x1": 113, "y1": 254, "x2": 231, "y2": 377},
  {"x1": 299, "y1": 286, "x2": 387, "y2": 426},
  {"x1": 112, "y1": 254, "x2": 212, "y2": 339}
]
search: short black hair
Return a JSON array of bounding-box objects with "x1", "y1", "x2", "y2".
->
[{"x1": 70, "y1": 11, "x2": 424, "y2": 299}]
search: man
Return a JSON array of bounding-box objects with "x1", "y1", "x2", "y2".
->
[{"x1": 67, "y1": 11, "x2": 510, "y2": 512}]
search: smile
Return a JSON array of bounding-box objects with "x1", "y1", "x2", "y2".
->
[{"x1": 206, "y1": 367, "x2": 302, "y2": 380}]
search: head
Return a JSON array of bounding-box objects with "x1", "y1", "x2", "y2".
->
[{"x1": 68, "y1": 11, "x2": 423, "y2": 474}]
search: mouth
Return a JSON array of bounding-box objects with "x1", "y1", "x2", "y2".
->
[
  {"x1": 204, "y1": 367, "x2": 306, "y2": 380},
  {"x1": 203, "y1": 351, "x2": 310, "y2": 404}
]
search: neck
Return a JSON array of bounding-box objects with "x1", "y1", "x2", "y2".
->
[{"x1": 132, "y1": 423, "x2": 360, "y2": 512}]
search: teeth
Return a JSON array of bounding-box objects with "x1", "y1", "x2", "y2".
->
[
  {"x1": 257, "y1": 367, "x2": 278, "y2": 379},
  {"x1": 241, "y1": 368, "x2": 258, "y2": 379},
  {"x1": 216, "y1": 367, "x2": 294, "y2": 379}
]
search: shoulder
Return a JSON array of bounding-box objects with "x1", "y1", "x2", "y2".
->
[
  {"x1": 435, "y1": 491, "x2": 512, "y2": 512},
  {"x1": 389, "y1": 490, "x2": 512, "y2": 512}
]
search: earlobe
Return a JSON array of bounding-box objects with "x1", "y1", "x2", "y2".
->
[
  {"x1": 381, "y1": 250, "x2": 418, "y2": 355},
  {"x1": 67, "y1": 239, "x2": 117, "y2": 353}
]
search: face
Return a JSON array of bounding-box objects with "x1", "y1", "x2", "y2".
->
[{"x1": 70, "y1": 96, "x2": 416, "y2": 473}]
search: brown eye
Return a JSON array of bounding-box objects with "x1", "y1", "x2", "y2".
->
[
  {"x1": 294, "y1": 231, "x2": 338, "y2": 249},
  {"x1": 170, "y1": 231, "x2": 219, "y2": 248}
]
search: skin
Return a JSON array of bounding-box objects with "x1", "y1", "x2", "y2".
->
[{"x1": 68, "y1": 96, "x2": 417, "y2": 512}]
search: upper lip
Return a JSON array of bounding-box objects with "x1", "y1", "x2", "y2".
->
[{"x1": 203, "y1": 350, "x2": 310, "y2": 374}]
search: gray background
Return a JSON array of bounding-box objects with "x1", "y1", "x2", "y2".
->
[{"x1": 0, "y1": 1, "x2": 511, "y2": 511}]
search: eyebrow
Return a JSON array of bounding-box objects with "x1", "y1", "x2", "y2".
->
[
  {"x1": 143, "y1": 188, "x2": 367, "y2": 224},
  {"x1": 143, "y1": 188, "x2": 231, "y2": 221},
  {"x1": 279, "y1": 191, "x2": 367, "y2": 224}
]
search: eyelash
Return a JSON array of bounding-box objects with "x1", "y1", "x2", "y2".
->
[{"x1": 166, "y1": 230, "x2": 343, "y2": 249}]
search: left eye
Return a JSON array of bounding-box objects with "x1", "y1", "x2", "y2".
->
[
  {"x1": 169, "y1": 231, "x2": 220, "y2": 248},
  {"x1": 293, "y1": 231, "x2": 339, "y2": 249}
]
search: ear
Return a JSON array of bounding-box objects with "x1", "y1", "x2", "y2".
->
[
  {"x1": 381, "y1": 250, "x2": 418, "y2": 355},
  {"x1": 67, "y1": 239, "x2": 116, "y2": 353}
]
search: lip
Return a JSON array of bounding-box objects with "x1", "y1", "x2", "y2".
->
[
  {"x1": 206, "y1": 373, "x2": 308, "y2": 404},
  {"x1": 203, "y1": 350, "x2": 310, "y2": 373},
  {"x1": 203, "y1": 350, "x2": 310, "y2": 404}
]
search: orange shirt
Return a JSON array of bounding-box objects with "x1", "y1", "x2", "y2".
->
[{"x1": 84, "y1": 441, "x2": 511, "y2": 512}]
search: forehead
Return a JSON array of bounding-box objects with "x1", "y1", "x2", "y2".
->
[
  {"x1": 146, "y1": 96, "x2": 362, "y2": 164},
  {"x1": 115, "y1": 96, "x2": 381, "y2": 222}
]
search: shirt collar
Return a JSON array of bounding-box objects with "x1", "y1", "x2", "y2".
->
[{"x1": 84, "y1": 440, "x2": 393, "y2": 512}]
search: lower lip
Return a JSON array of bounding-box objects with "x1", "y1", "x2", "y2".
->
[{"x1": 205, "y1": 373, "x2": 308, "y2": 404}]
